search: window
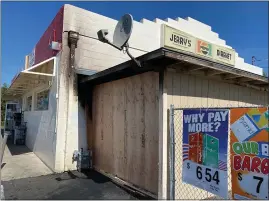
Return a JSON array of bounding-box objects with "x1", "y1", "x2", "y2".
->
[
  {"x1": 25, "y1": 96, "x2": 32, "y2": 111},
  {"x1": 35, "y1": 90, "x2": 49, "y2": 111},
  {"x1": 7, "y1": 104, "x2": 17, "y2": 111}
]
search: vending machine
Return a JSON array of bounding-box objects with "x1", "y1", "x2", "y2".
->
[
  {"x1": 202, "y1": 134, "x2": 219, "y2": 169},
  {"x1": 3, "y1": 101, "x2": 23, "y2": 144},
  {"x1": 188, "y1": 132, "x2": 203, "y2": 164}
]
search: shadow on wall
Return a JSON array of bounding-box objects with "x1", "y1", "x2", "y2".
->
[
  {"x1": 77, "y1": 100, "x2": 89, "y2": 158},
  {"x1": 25, "y1": 113, "x2": 42, "y2": 151},
  {"x1": 77, "y1": 77, "x2": 92, "y2": 165},
  {"x1": 24, "y1": 77, "x2": 57, "y2": 170}
]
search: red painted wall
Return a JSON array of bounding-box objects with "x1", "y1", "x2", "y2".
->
[
  {"x1": 33, "y1": 6, "x2": 64, "y2": 66},
  {"x1": 11, "y1": 6, "x2": 64, "y2": 85}
]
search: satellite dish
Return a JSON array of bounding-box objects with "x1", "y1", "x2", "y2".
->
[
  {"x1": 113, "y1": 14, "x2": 133, "y2": 49},
  {"x1": 97, "y1": 14, "x2": 141, "y2": 67}
]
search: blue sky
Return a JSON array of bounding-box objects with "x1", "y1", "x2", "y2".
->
[{"x1": 1, "y1": 1, "x2": 268, "y2": 86}]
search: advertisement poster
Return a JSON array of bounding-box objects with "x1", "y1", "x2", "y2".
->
[
  {"x1": 182, "y1": 109, "x2": 229, "y2": 198},
  {"x1": 230, "y1": 107, "x2": 268, "y2": 200}
]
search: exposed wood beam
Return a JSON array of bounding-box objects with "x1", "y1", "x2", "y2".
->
[
  {"x1": 222, "y1": 74, "x2": 242, "y2": 80},
  {"x1": 237, "y1": 77, "x2": 256, "y2": 83},
  {"x1": 22, "y1": 71, "x2": 54, "y2": 76},
  {"x1": 164, "y1": 50, "x2": 267, "y2": 83},
  {"x1": 11, "y1": 89, "x2": 26, "y2": 92},
  {"x1": 187, "y1": 66, "x2": 207, "y2": 72},
  {"x1": 205, "y1": 69, "x2": 226, "y2": 76},
  {"x1": 177, "y1": 66, "x2": 192, "y2": 74}
]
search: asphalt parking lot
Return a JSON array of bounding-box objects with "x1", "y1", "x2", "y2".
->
[{"x1": 2, "y1": 170, "x2": 153, "y2": 200}]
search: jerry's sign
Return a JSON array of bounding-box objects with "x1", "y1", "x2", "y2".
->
[
  {"x1": 163, "y1": 26, "x2": 196, "y2": 54},
  {"x1": 162, "y1": 25, "x2": 235, "y2": 66}
]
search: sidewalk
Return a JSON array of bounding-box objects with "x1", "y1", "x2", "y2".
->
[{"x1": 1, "y1": 143, "x2": 52, "y2": 181}]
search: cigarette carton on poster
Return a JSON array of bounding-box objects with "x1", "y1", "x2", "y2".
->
[
  {"x1": 230, "y1": 107, "x2": 269, "y2": 200},
  {"x1": 182, "y1": 109, "x2": 229, "y2": 199}
]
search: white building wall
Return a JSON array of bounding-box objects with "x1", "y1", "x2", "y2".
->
[
  {"x1": 55, "y1": 33, "x2": 88, "y2": 172},
  {"x1": 62, "y1": 4, "x2": 160, "y2": 72},
  {"x1": 63, "y1": 4, "x2": 263, "y2": 75},
  {"x1": 23, "y1": 76, "x2": 57, "y2": 171}
]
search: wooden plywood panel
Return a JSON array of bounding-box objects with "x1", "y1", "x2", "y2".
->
[
  {"x1": 112, "y1": 79, "x2": 125, "y2": 179},
  {"x1": 125, "y1": 75, "x2": 136, "y2": 185},
  {"x1": 103, "y1": 84, "x2": 114, "y2": 173},
  {"x1": 143, "y1": 72, "x2": 159, "y2": 193},
  {"x1": 99, "y1": 85, "x2": 105, "y2": 170},
  {"x1": 102, "y1": 85, "x2": 109, "y2": 172},
  {"x1": 133, "y1": 74, "x2": 146, "y2": 187},
  {"x1": 87, "y1": 71, "x2": 159, "y2": 195},
  {"x1": 93, "y1": 85, "x2": 102, "y2": 171}
]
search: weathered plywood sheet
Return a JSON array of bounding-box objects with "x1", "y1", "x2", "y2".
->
[{"x1": 86, "y1": 71, "x2": 159, "y2": 195}]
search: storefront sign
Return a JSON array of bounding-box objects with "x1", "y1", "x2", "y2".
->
[
  {"x1": 28, "y1": 47, "x2": 36, "y2": 68},
  {"x1": 196, "y1": 39, "x2": 213, "y2": 58},
  {"x1": 162, "y1": 25, "x2": 196, "y2": 54},
  {"x1": 182, "y1": 109, "x2": 229, "y2": 199},
  {"x1": 162, "y1": 25, "x2": 235, "y2": 66},
  {"x1": 230, "y1": 108, "x2": 268, "y2": 200},
  {"x1": 213, "y1": 45, "x2": 235, "y2": 66}
]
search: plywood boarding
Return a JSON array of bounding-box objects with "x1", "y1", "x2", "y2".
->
[
  {"x1": 87, "y1": 71, "x2": 159, "y2": 195},
  {"x1": 165, "y1": 71, "x2": 268, "y2": 199}
]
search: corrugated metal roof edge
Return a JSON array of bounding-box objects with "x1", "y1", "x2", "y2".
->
[{"x1": 80, "y1": 48, "x2": 268, "y2": 89}]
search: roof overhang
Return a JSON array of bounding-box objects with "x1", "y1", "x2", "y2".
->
[
  {"x1": 3, "y1": 57, "x2": 56, "y2": 100},
  {"x1": 80, "y1": 48, "x2": 268, "y2": 92}
]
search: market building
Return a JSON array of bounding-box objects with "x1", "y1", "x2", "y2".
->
[{"x1": 3, "y1": 4, "x2": 268, "y2": 199}]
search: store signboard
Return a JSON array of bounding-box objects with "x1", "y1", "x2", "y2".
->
[
  {"x1": 161, "y1": 25, "x2": 235, "y2": 66},
  {"x1": 213, "y1": 45, "x2": 235, "y2": 66},
  {"x1": 182, "y1": 109, "x2": 229, "y2": 199},
  {"x1": 28, "y1": 47, "x2": 36, "y2": 68},
  {"x1": 230, "y1": 107, "x2": 268, "y2": 200},
  {"x1": 162, "y1": 25, "x2": 196, "y2": 54},
  {"x1": 196, "y1": 39, "x2": 213, "y2": 58}
]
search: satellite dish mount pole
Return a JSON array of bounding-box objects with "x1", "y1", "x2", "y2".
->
[{"x1": 124, "y1": 43, "x2": 141, "y2": 68}]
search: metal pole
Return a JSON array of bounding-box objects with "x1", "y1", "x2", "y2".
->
[{"x1": 169, "y1": 104, "x2": 175, "y2": 200}]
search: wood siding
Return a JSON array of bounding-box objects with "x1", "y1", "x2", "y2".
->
[
  {"x1": 86, "y1": 72, "x2": 160, "y2": 194},
  {"x1": 165, "y1": 70, "x2": 268, "y2": 199}
]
